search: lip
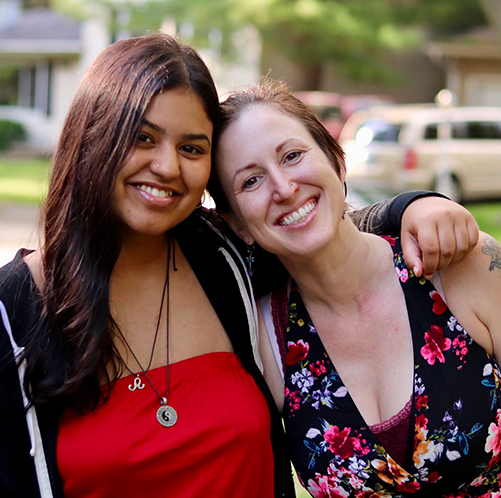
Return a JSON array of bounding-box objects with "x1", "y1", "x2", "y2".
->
[
  {"x1": 130, "y1": 182, "x2": 180, "y2": 207},
  {"x1": 276, "y1": 197, "x2": 318, "y2": 227}
]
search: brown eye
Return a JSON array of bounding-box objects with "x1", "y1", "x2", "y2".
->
[
  {"x1": 242, "y1": 176, "x2": 261, "y2": 190},
  {"x1": 284, "y1": 151, "x2": 302, "y2": 163},
  {"x1": 181, "y1": 145, "x2": 202, "y2": 155},
  {"x1": 137, "y1": 133, "x2": 153, "y2": 144}
]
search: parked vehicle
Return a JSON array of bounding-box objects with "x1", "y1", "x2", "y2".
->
[
  {"x1": 296, "y1": 91, "x2": 393, "y2": 139},
  {"x1": 295, "y1": 91, "x2": 344, "y2": 138},
  {"x1": 339, "y1": 105, "x2": 501, "y2": 202}
]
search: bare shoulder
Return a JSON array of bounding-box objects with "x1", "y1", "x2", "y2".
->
[
  {"x1": 23, "y1": 250, "x2": 43, "y2": 290},
  {"x1": 442, "y1": 231, "x2": 501, "y2": 277},
  {"x1": 439, "y1": 231, "x2": 501, "y2": 360},
  {"x1": 478, "y1": 233, "x2": 501, "y2": 274}
]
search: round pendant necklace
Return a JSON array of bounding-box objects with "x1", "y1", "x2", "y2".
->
[{"x1": 113, "y1": 237, "x2": 178, "y2": 427}]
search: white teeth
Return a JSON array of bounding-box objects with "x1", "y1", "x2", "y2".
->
[
  {"x1": 279, "y1": 200, "x2": 316, "y2": 226},
  {"x1": 139, "y1": 185, "x2": 173, "y2": 198}
]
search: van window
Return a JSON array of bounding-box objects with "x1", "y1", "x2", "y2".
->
[
  {"x1": 462, "y1": 121, "x2": 501, "y2": 139},
  {"x1": 355, "y1": 119, "x2": 401, "y2": 144},
  {"x1": 310, "y1": 105, "x2": 343, "y2": 122},
  {"x1": 423, "y1": 123, "x2": 460, "y2": 140},
  {"x1": 424, "y1": 124, "x2": 438, "y2": 140}
]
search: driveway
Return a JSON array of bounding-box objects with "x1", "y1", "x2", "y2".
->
[{"x1": 0, "y1": 202, "x2": 40, "y2": 267}]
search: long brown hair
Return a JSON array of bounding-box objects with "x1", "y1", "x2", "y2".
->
[{"x1": 26, "y1": 34, "x2": 219, "y2": 410}]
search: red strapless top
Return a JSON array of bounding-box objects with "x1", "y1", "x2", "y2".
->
[{"x1": 57, "y1": 352, "x2": 274, "y2": 497}]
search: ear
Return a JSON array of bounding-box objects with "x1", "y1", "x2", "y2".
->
[
  {"x1": 338, "y1": 157, "x2": 347, "y2": 184},
  {"x1": 220, "y1": 211, "x2": 255, "y2": 245}
]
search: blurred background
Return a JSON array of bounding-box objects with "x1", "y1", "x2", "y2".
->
[
  {"x1": 0, "y1": 2, "x2": 500, "y2": 494},
  {"x1": 0, "y1": 0, "x2": 501, "y2": 271}
]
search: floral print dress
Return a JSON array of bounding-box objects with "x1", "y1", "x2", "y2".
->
[{"x1": 283, "y1": 237, "x2": 501, "y2": 497}]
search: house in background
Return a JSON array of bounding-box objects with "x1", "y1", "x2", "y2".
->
[
  {"x1": 0, "y1": 0, "x2": 109, "y2": 154},
  {"x1": 0, "y1": 0, "x2": 260, "y2": 155},
  {"x1": 428, "y1": 27, "x2": 501, "y2": 106}
]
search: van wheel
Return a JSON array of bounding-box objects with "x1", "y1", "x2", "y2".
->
[{"x1": 432, "y1": 173, "x2": 462, "y2": 203}]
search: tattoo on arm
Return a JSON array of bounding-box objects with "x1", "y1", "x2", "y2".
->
[{"x1": 481, "y1": 237, "x2": 501, "y2": 272}]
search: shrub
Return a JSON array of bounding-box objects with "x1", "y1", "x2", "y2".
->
[{"x1": 0, "y1": 119, "x2": 27, "y2": 151}]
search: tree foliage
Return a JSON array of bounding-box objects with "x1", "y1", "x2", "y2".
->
[
  {"x1": 23, "y1": 0, "x2": 52, "y2": 8},
  {"x1": 246, "y1": 0, "x2": 487, "y2": 82},
  {"x1": 53, "y1": 0, "x2": 488, "y2": 83}
]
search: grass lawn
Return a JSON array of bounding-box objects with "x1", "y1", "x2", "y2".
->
[
  {"x1": 0, "y1": 158, "x2": 50, "y2": 204},
  {"x1": 464, "y1": 201, "x2": 501, "y2": 242}
]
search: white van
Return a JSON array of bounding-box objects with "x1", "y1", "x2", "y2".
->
[{"x1": 339, "y1": 105, "x2": 501, "y2": 202}]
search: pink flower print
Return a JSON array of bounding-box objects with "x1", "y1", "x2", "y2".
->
[
  {"x1": 452, "y1": 336, "x2": 469, "y2": 362},
  {"x1": 485, "y1": 409, "x2": 501, "y2": 457},
  {"x1": 307, "y1": 475, "x2": 349, "y2": 498},
  {"x1": 421, "y1": 325, "x2": 452, "y2": 365},
  {"x1": 324, "y1": 426, "x2": 362, "y2": 459},
  {"x1": 397, "y1": 481, "x2": 421, "y2": 493},
  {"x1": 415, "y1": 414, "x2": 428, "y2": 431},
  {"x1": 309, "y1": 360, "x2": 328, "y2": 377},
  {"x1": 286, "y1": 339, "x2": 309, "y2": 365},
  {"x1": 382, "y1": 235, "x2": 397, "y2": 246},
  {"x1": 415, "y1": 394, "x2": 429, "y2": 411},
  {"x1": 430, "y1": 290, "x2": 447, "y2": 315},
  {"x1": 396, "y1": 267, "x2": 409, "y2": 282}
]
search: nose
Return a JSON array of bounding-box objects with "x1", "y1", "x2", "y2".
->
[
  {"x1": 150, "y1": 146, "x2": 181, "y2": 180},
  {"x1": 271, "y1": 171, "x2": 298, "y2": 203}
]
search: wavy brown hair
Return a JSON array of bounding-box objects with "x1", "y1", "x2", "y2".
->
[{"x1": 26, "y1": 34, "x2": 219, "y2": 410}]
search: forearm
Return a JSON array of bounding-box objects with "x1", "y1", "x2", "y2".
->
[{"x1": 349, "y1": 191, "x2": 448, "y2": 235}]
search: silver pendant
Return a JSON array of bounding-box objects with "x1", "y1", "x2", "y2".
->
[
  {"x1": 157, "y1": 404, "x2": 177, "y2": 427},
  {"x1": 128, "y1": 375, "x2": 145, "y2": 391}
]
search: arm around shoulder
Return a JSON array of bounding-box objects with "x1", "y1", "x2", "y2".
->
[{"x1": 439, "y1": 232, "x2": 501, "y2": 363}]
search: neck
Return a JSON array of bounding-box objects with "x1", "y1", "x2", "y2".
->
[
  {"x1": 280, "y1": 222, "x2": 393, "y2": 311},
  {"x1": 117, "y1": 232, "x2": 171, "y2": 270}
]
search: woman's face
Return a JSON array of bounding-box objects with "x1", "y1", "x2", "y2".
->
[
  {"x1": 215, "y1": 104, "x2": 346, "y2": 259},
  {"x1": 112, "y1": 87, "x2": 213, "y2": 239}
]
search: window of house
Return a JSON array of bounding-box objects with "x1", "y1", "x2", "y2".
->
[{"x1": 0, "y1": 66, "x2": 19, "y2": 106}]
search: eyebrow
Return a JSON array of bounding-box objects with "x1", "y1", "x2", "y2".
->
[
  {"x1": 275, "y1": 139, "x2": 291, "y2": 154},
  {"x1": 143, "y1": 119, "x2": 164, "y2": 135},
  {"x1": 232, "y1": 138, "x2": 293, "y2": 181},
  {"x1": 142, "y1": 119, "x2": 211, "y2": 145},
  {"x1": 234, "y1": 163, "x2": 257, "y2": 181}
]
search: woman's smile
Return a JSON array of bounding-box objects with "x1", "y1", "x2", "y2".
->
[
  {"x1": 277, "y1": 198, "x2": 318, "y2": 226},
  {"x1": 113, "y1": 87, "x2": 213, "y2": 238}
]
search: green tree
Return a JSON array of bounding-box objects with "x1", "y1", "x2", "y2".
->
[
  {"x1": 52, "y1": 0, "x2": 488, "y2": 88},
  {"x1": 23, "y1": 0, "x2": 51, "y2": 7},
  {"x1": 246, "y1": 0, "x2": 487, "y2": 87}
]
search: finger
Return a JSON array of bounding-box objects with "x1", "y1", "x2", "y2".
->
[
  {"x1": 467, "y1": 218, "x2": 480, "y2": 250},
  {"x1": 418, "y1": 229, "x2": 441, "y2": 279},
  {"x1": 433, "y1": 223, "x2": 456, "y2": 272},
  {"x1": 400, "y1": 232, "x2": 424, "y2": 278},
  {"x1": 448, "y1": 224, "x2": 469, "y2": 264}
]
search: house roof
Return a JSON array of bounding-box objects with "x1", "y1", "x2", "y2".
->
[
  {"x1": 428, "y1": 27, "x2": 501, "y2": 61},
  {"x1": 0, "y1": 8, "x2": 81, "y2": 59}
]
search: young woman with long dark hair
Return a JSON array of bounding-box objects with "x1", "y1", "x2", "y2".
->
[{"x1": 0, "y1": 36, "x2": 477, "y2": 498}]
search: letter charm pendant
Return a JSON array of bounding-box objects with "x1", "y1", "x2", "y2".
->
[{"x1": 128, "y1": 374, "x2": 145, "y2": 391}]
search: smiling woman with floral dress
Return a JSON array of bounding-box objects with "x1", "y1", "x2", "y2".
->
[{"x1": 210, "y1": 78, "x2": 501, "y2": 497}]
